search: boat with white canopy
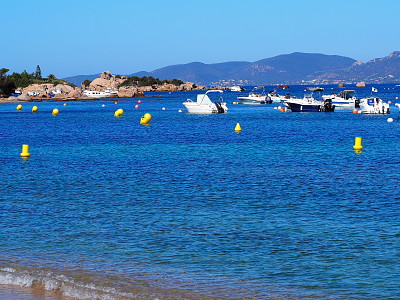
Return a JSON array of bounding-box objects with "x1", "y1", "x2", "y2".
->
[
  {"x1": 322, "y1": 90, "x2": 359, "y2": 109},
  {"x1": 183, "y1": 90, "x2": 228, "y2": 114}
]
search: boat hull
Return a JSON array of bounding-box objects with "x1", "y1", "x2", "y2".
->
[
  {"x1": 238, "y1": 96, "x2": 272, "y2": 105},
  {"x1": 83, "y1": 91, "x2": 115, "y2": 98},
  {"x1": 286, "y1": 101, "x2": 335, "y2": 112},
  {"x1": 286, "y1": 102, "x2": 321, "y2": 112},
  {"x1": 183, "y1": 102, "x2": 228, "y2": 114}
]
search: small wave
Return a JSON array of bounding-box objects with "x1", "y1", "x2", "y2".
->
[
  {"x1": 0, "y1": 267, "x2": 133, "y2": 300},
  {"x1": 0, "y1": 264, "x2": 290, "y2": 300}
]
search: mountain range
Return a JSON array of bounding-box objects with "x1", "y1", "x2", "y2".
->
[{"x1": 63, "y1": 51, "x2": 400, "y2": 86}]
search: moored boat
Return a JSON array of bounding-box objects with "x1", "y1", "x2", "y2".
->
[
  {"x1": 183, "y1": 90, "x2": 228, "y2": 114},
  {"x1": 237, "y1": 86, "x2": 272, "y2": 105},
  {"x1": 322, "y1": 90, "x2": 359, "y2": 109},
  {"x1": 359, "y1": 97, "x2": 390, "y2": 114},
  {"x1": 230, "y1": 86, "x2": 245, "y2": 92},
  {"x1": 268, "y1": 88, "x2": 292, "y2": 103},
  {"x1": 83, "y1": 90, "x2": 117, "y2": 98},
  {"x1": 285, "y1": 94, "x2": 335, "y2": 112}
]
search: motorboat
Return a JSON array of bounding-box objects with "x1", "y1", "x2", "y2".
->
[
  {"x1": 183, "y1": 90, "x2": 228, "y2": 114},
  {"x1": 83, "y1": 90, "x2": 117, "y2": 98},
  {"x1": 230, "y1": 86, "x2": 245, "y2": 92},
  {"x1": 307, "y1": 86, "x2": 324, "y2": 92},
  {"x1": 268, "y1": 88, "x2": 291, "y2": 103},
  {"x1": 27, "y1": 90, "x2": 40, "y2": 96},
  {"x1": 237, "y1": 86, "x2": 272, "y2": 104},
  {"x1": 104, "y1": 89, "x2": 118, "y2": 96},
  {"x1": 285, "y1": 94, "x2": 335, "y2": 112},
  {"x1": 359, "y1": 97, "x2": 390, "y2": 114},
  {"x1": 322, "y1": 90, "x2": 359, "y2": 109}
]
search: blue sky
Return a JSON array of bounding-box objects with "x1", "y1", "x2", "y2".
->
[{"x1": 2, "y1": 0, "x2": 400, "y2": 78}]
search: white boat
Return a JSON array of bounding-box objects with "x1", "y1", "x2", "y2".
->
[
  {"x1": 285, "y1": 94, "x2": 335, "y2": 112},
  {"x1": 268, "y1": 88, "x2": 292, "y2": 103},
  {"x1": 230, "y1": 86, "x2": 245, "y2": 92},
  {"x1": 183, "y1": 90, "x2": 228, "y2": 114},
  {"x1": 237, "y1": 86, "x2": 272, "y2": 104},
  {"x1": 104, "y1": 89, "x2": 118, "y2": 95},
  {"x1": 322, "y1": 90, "x2": 359, "y2": 109},
  {"x1": 83, "y1": 90, "x2": 117, "y2": 98},
  {"x1": 27, "y1": 90, "x2": 40, "y2": 96},
  {"x1": 307, "y1": 86, "x2": 324, "y2": 92},
  {"x1": 50, "y1": 89, "x2": 63, "y2": 95},
  {"x1": 359, "y1": 97, "x2": 390, "y2": 114}
]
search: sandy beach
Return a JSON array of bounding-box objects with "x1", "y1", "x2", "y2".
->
[{"x1": 0, "y1": 284, "x2": 72, "y2": 300}]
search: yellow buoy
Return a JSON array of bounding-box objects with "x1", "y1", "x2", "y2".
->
[
  {"x1": 20, "y1": 144, "x2": 30, "y2": 158},
  {"x1": 353, "y1": 137, "x2": 363, "y2": 151},
  {"x1": 16, "y1": 104, "x2": 22, "y2": 111},
  {"x1": 114, "y1": 108, "x2": 124, "y2": 117},
  {"x1": 234, "y1": 123, "x2": 242, "y2": 133},
  {"x1": 140, "y1": 113, "x2": 152, "y2": 125},
  {"x1": 32, "y1": 106, "x2": 38, "y2": 113},
  {"x1": 52, "y1": 108, "x2": 59, "y2": 116}
]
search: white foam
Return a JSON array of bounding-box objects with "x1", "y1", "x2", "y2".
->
[{"x1": 0, "y1": 268, "x2": 133, "y2": 300}]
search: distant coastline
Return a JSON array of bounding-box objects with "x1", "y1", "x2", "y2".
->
[
  {"x1": 63, "y1": 51, "x2": 400, "y2": 87},
  {"x1": 0, "y1": 71, "x2": 209, "y2": 103}
]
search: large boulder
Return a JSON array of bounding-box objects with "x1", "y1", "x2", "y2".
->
[
  {"x1": 100, "y1": 70, "x2": 112, "y2": 80},
  {"x1": 89, "y1": 71, "x2": 125, "y2": 91},
  {"x1": 117, "y1": 87, "x2": 144, "y2": 98},
  {"x1": 68, "y1": 89, "x2": 82, "y2": 98},
  {"x1": 22, "y1": 83, "x2": 76, "y2": 96},
  {"x1": 158, "y1": 83, "x2": 179, "y2": 91},
  {"x1": 55, "y1": 84, "x2": 75, "y2": 93},
  {"x1": 179, "y1": 82, "x2": 202, "y2": 91},
  {"x1": 17, "y1": 94, "x2": 32, "y2": 101},
  {"x1": 356, "y1": 82, "x2": 366, "y2": 87}
]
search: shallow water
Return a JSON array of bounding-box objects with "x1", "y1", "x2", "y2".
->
[{"x1": 0, "y1": 84, "x2": 400, "y2": 299}]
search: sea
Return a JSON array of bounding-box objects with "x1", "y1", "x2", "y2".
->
[{"x1": 0, "y1": 84, "x2": 399, "y2": 300}]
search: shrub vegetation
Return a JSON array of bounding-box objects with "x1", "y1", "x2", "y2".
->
[{"x1": 120, "y1": 76, "x2": 183, "y2": 87}]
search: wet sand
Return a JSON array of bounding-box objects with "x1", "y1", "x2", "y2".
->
[{"x1": 0, "y1": 284, "x2": 75, "y2": 300}]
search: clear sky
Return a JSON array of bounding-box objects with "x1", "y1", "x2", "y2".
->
[{"x1": 2, "y1": 0, "x2": 399, "y2": 78}]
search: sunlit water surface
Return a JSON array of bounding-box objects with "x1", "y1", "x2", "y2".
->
[{"x1": 0, "y1": 84, "x2": 399, "y2": 299}]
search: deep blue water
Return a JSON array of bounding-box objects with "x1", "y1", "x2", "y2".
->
[{"x1": 0, "y1": 84, "x2": 400, "y2": 299}]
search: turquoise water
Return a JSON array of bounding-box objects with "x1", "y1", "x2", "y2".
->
[{"x1": 1, "y1": 85, "x2": 400, "y2": 299}]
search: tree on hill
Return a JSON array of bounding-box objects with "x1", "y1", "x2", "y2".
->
[
  {"x1": 83, "y1": 79, "x2": 91, "y2": 87},
  {"x1": 47, "y1": 74, "x2": 57, "y2": 80},
  {"x1": 35, "y1": 65, "x2": 42, "y2": 79},
  {"x1": 0, "y1": 68, "x2": 16, "y2": 96},
  {"x1": 120, "y1": 75, "x2": 183, "y2": 87},
  {"x1": 6, "y1": 68, "x2": 75, "y2": 88}
]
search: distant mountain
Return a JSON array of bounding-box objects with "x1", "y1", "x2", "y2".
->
[
  {"x1": 234, "y1": 52, "x2": 356, "y2": 84},
  {"x1": 128, "y1": 53, "x2": 356, "y2": 85},
  {"x1": 310, "y1": 51, "x2": 400, "y2": 83},
  {"x1": 62, "y1": 51, "x2": 400, "y2": 86},
  {"x1": 129, "y1": 61, "x2": 251, "y2": 85},
  {"x1": 63, "y1": 73, "x2": 100, "y2": 86}
]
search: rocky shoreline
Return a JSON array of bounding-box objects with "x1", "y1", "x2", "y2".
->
[{"x1": 0, "y1": 71, "x2": 212, "y2": 103}]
